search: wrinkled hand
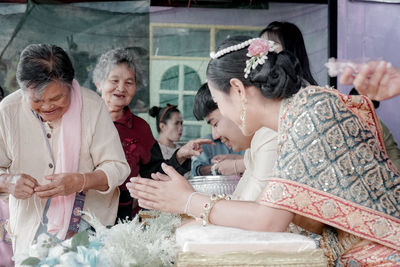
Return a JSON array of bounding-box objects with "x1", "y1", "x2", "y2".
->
[
  {"x1": 176, "y1": 138, "x2": 214, "y2": 162},
  {"x1": 35, "y1": 173, "x2": 84, "y2": 198},
  {"x1": 340, "y1": 61, "x2": 400, "y2": 101},
  {"x1": 211, "y1": 154, "x2": 243, "y2": 164},
  {"x1": 9, "y1": 174, "x2": 38, "y2": 199},
  {"x1": 126, "y1": 163, "x2": 194, "y2": 214}
]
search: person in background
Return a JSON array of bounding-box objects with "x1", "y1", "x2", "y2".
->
[
  {"x1": 349, "y1": 88, "x2": 400, "y2": 171},
  {"x1": 0, "y1": 84, "x2": 12, "y2": 266},
  {"x1": 93, "y1": 48, "x2": 211, "y2": 221},
  {"x1": 340, "y1": 60, "x2": 400, "y2": 101},
  {"x1": 128, "y1": 37, "x2": 400, "y2": 265},
  {"x1": 0, "y1": 44, "x2": 130, "y2": 259},
  {"x1": 149, "y1": 104, "x2": 183, "y2": 160},
  {"x1": 260, "y1": 21, "x2": 318, "y2": 86},
  {"x1": 191, "y1": 83, "x2": 246, "y2": 177},
  {"x1": 193, "y1": 83, "x2": 278, "y2": 201},
  {"x1": 0, "y1": 85, "x2": 4, "y2": 101}
]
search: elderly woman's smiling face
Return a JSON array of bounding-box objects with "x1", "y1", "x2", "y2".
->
[
  {"x1": 99, "y1": 63, "x2": 136, "y2": 112},
  {"x1": 27, "y1": 81, "x2": 71, "y2": 122}
]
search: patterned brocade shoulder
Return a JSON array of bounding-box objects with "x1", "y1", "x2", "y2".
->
[{"x1": 265, "y1": 86, "x2": 400, "y2": 250}]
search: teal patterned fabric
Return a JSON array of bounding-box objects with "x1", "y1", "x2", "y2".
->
[{"x1": 275, "y1": 86, "x2": 400, "y2": 218}]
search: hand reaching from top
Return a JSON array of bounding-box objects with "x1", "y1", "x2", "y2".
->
[{"x1": 340, "y1": 61, "x2": 400, "y2": 101}]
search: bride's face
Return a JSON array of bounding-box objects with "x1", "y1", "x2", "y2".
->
[{"x1": 208, "y1": 81, "x2": 256, "y2": 136}]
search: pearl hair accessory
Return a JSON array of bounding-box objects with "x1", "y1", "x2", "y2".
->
[
  {"x1": 210, "y1": 38, "x2": 258, "y2": 59},
  {"x1": 209, "y1": 38, "x2": 279, "y2": 79}
]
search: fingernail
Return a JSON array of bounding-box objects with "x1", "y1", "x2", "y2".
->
[
  {"x1": 361, "y1": 63, "x2": 368, "y2": 70},
  {"x1": 386, "y1": 62, "x2": 392, "y2": 69},
  {"x1": 378, "y1": 61, "x2": 385, "y2": 68}
]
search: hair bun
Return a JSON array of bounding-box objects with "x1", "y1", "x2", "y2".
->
[
  {"x1": 250, "y1": 51, "x2": 303, "y2": 99},
  {"x1": 149, "y1": 106, "x2": 162, "y2": 117}
]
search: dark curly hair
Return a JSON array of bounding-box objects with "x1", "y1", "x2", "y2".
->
[{"x1": 206, "y1": 36, "x2": 304, "y2": 99}]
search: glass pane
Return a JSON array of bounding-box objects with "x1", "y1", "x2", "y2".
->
[
  {"x1": 183, "y1": 65, "x2": 201, "y2": 91},
  {"x1": 159, "y1": 93, "x2": 178, "y2": 106},
  {"x1": 183, "y1": 95, "x2": 195, "y2": 120},
  {"x1": 160, "y1": 65, "x2": 179, "y2": 90},
  {"x1": 215, "y1": 29, "x2": 259, "y2": 47},
  {"x1": 152, "y1": 27, "x2": 210, "y2": 57},
  {"x1": 182, "y1": 125, "x2": 201, "y2": 141}
]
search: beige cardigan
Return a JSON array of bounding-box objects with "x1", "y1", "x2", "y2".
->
[{"x1": 0, "y1": 87, "x2": 130, "y2": 255}]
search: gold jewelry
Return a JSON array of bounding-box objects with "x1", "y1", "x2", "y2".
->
[
  {"x1": 240, "y1": 99, "x2": 247, "y2": 130},
  {"x1": 199, "y1": 193, "x2": 231, "y2": 226}
]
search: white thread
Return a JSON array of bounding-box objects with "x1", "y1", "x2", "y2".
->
[
  {"x1": 234, "y1": 160, "x2": 238, "y2": 176},
  {"x1": 80, "y1": 173, "x2": 86, "y2": 192},
  {"x1": 211, "y1": 164, "x2": 218, "y2": 176},
  {"x1": 184, "y1": 192, "x2": 199, "y2": 217}
]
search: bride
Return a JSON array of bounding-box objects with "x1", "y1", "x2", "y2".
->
[{"x1": 128, "y1": 36, "x2": 400, "y2": 266}]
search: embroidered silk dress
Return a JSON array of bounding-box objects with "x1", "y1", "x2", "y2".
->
[{"x1": 258, "y1": 86, "x2": 400, "y2": 266}]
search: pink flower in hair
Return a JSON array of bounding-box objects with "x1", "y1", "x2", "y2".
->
[
  {"x1": 244, "y1": 38, "x2": 278, "y2": 79},
  {"x1": 247, "y1": 39, "x2": 270, "y2": 57}
]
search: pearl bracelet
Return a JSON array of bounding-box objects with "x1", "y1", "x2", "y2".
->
[
  {"x1": 184, "y1": 191, "x2": 199, "y2": 217},
  {"x1": 199, "y1": 193, "x2": 231, "y2": 226}
]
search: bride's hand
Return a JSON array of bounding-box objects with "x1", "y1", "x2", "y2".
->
[{"x1": 126, "y1": 163, "x2": 195, "y2": 214}]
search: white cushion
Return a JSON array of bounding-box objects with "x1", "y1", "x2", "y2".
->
[{"x1": 176, "y1": 222, "x2": 317, "y2": 255}]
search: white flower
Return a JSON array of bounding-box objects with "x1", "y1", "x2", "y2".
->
[
  {"x1": 29, "y1": 243, "x2": 49, "y2": 259},
  {"x1": 48, "y1": 245, "x2": 65, "y2": 258}
]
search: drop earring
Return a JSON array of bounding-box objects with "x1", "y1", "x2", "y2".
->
[{"x1": 240, "y1": 98, "x2": 247, "y2": 131}]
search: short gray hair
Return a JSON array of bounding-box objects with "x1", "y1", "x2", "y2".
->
[
  {"x1": 16, "y1": 44, "x2": 74, "y2": 96},
  {"x1": 93, "y1": 48, "x2": 140, "y2": 88}
]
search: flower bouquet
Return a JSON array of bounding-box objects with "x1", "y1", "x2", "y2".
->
[{"x1": 18, "y1": 211, "x2": 181, "y2": 267}]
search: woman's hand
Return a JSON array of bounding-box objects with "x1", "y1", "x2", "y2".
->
[
  {"x1": 126, "y1": 163, "x2": 195, "y2": 214},
  {"x1": 340, "y1": 61, "x2": 400, "y2": 101},
  {"x1": 176, "y1": 138, "x2": 214, "y2": 164},
  {"x1": 35, "y1": 173, "x2": 84, "y2": 198},
  {"x1": 8, "y1": 174, "x2": 38, "y2": 199}
]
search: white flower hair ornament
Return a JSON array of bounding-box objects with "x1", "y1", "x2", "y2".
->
[
  {"x1": 210, "y1": 38, "x2": 279, "y2": 79},
  {"x1": 244, "y1": 39, "x2": 279, "y2": 79}
]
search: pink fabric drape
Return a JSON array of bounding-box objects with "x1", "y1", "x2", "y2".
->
[
  {"x1": 0, "y1": 199, "x2": 12, "y2": 266},
  {"x1": 46, "y1": 79, "x2": 82, "y2": 240}
]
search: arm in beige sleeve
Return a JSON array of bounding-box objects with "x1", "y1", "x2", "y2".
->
[{"x1": 0, "y1": 111, "x2": 12, "y2": 195}]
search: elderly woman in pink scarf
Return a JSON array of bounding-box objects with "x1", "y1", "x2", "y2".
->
[{"x1": 0, "y1": 44, "x2": 130, "y2": 260}]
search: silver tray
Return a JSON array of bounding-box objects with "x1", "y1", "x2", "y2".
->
[{"x1": 188, "y1": 175, "x2": 240, "y2": 195}]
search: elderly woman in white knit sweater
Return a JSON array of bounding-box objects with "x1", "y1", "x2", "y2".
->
[{"x1": 0, "y1": 44, "x2": 130, "y2": 258}]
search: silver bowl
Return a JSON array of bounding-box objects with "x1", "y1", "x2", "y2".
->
[{"x1": 188, "y1": 175, "x2": 240, "y2": 195}]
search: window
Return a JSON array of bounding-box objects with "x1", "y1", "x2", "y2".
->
[{"x1": 149, "y1": 23, "x2": 262, "y2": 140}]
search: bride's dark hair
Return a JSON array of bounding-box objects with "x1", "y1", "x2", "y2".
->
[{"x1": 206, "y1": 36, "x2": 304, "y2": 99}]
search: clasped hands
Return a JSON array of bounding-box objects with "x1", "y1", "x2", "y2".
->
[
  {"x1": 8, "y1": 173, "x2": 85, "y2": 200},
  {"x1": 127, "y1": 163, "x2": 194, "y2": 214}
]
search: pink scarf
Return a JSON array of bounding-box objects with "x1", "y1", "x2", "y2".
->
[{"x1": 46, "y1": 79, "x2": 82, "y2": 240}]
